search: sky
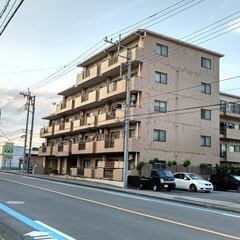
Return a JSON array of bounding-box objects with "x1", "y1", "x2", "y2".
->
[{"x1": 0, "y1": 0, "x2": 240, "y2": 147}]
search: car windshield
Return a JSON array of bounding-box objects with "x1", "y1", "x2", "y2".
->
[
  {"x1": 188, "y1": 173, "x2": 203, "y2": 180},
  {"x1": 159, "y1": 170, "x2": 173, "y2": 178},
  {"x1": 233, "y1": 176, "x2": 240, "y2": 181}
]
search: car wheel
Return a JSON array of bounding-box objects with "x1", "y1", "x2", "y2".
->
[
  {"x1": 190, "y1": 184, "x2": 197, "y2": 192},
  {"x1": 153, "y1": 184, "x2": 158, "y2": 191},
  {"x1": 237, "y1": 186, "x2": 240, "y2": 193}
]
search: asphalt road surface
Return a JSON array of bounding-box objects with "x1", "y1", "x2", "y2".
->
[{"x1": 0, "y1": 172, "x2": 239, "y2": 240}]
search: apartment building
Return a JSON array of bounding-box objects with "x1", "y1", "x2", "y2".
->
[
  {"x1": 39, "y1": 29, "x2": 223, "y2": 181},
  {"x1": 220, "y1": 92, "x2": 240, "y2": 166}
]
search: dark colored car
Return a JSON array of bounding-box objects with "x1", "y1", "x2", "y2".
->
[
  {"x1": 139, "y1": 169, "x2": 176, "y2": 191},
  {"x1": 210, "y1": 174, "x2": 240, "y2": 192}
]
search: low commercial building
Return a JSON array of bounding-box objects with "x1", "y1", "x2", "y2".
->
[
  {"x1": 0, "y1": 142, "x2": 23, "y2": 169},
  {"x1": 39, "y1": 29, "x2": 223, "y2": 181}
]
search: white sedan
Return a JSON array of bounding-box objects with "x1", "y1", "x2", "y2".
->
[{"x1": 173, "y1": 172, "x2": 213, "y2": 192}]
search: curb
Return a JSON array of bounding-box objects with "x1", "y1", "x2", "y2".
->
[{"x1": 1, "y1": 170, "x2": 240, "y2": 214}]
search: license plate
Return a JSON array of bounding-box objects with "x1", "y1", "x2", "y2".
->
[{"x1": 164, "y1": 184, "x2": 168, "y2": 188}]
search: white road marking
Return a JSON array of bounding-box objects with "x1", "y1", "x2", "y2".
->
[
  {"x1": 35, "y1": 221, "x2": 76, "y2": 240},
  {"x1": 6, "y1": 201, "x2": 24, "y2": 205},
  {"x1": 25, "y1": 231, "x2": 57, "y2": 239}
]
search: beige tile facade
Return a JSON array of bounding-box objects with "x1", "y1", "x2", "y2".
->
[{"x1": 39, "y1": 30, "x2": 225, "y2": 181}]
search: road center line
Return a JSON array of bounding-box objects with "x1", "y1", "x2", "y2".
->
[{"x1": 0, "y1": 177, "x2": 239, "y2": 240}]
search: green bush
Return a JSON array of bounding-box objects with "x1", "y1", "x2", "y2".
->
[
  {"x1": 167, "y1": 161, "x2": 173, "y2": 168},
  {"x1": 199, "y1": 163, "x2": 208, "y2": 174},
  {"x1": 183, "y1": 160, "x2": 191, "y2": 172},
  {"x1": 136, "y1": 161, "x2": 145, "y2": 175}
]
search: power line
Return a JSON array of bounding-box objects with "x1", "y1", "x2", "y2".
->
[
  {"x1": 0, "y1": 0, "x2": 11, "y2": 19},
  {"x1": 0, "y1": 0, "x2": 24, "y2": 37},
  {"x1": 24, "y1": 0, "x2": 204, "y2": 93}
]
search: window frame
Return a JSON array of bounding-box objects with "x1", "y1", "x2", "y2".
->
[
  {"x1": 154, "y1": 100, "x2": 167, "y2": 113},
  {"x1": 201, "y1": 57, "x2": 212, "y2": 69},
  {"x1": 155, "y1": 71, "x2": 167, "y2": 84},
  {"x1": 201, "y1": 135, "x2": 211, "y2": 147},
  {"x1": 201, "y1": 82, "x2": 211, "y2": 94},
  {"x1": 155, "y1": 43, "x2": 168, "y2": 57},
  {"x1": 201, "y1": 109, "x2": 211, "y2": 120},
  {"x1": 153, "y1": 129, "x2": 166, "y2": 142}
]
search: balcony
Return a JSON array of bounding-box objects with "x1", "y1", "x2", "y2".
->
[
  {"x1": 56, "y1": 99, "x2": 73, "y2": 114},
  {"x1": 225, "y1": 128, "x2": 240, "y2": 141},
  {"x1": 101, "y1": 47, "x2": 143, "y2": 76},
  {"x1": 54, "y1": 122, "x2": 72, "y2": 135},
  {"x1": 40, "y1": 126, "x2": 53, "y2": 138},
  {"x1": 225, "y1": 152, "x2": 240, "y2": 163},
  {"x1": 99, "y1": 80, "x2": 126, "y2": 101},
  {"x1": 71, "y1": 142, "x2": 95, "y2": 154},
  {"x1": 75, "y1": 90, "x2": 98, "y2": 109},
  {"x1": 97, "y1": 110, "x2": 124, "y2": 127},
  {"x1": 38, "y1": 145, "x2": 52, "y2": 156},
  {"x1": 52, "y1": 143, "x2": 71, "y2": 157},
  {"x1": 76, "y1": 65, "x2": 101, "y2": 85},
  {"x1": 73, "y1": 116, "x2": 96, "y2": 131}
]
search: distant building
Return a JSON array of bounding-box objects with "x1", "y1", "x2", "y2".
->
[
  {"x1": 0, "y1": 142, "x2": 23, "y2": 169},
  {"x1": 220, "y1": 92, "x2": 240, "y2": 166}
]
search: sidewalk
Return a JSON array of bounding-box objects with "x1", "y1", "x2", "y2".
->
[{"x1": 1, "y1": 170, "x2": 240, "y2": 214}]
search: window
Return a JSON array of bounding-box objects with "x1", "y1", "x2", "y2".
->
[
  {"x1": 154, "y1": 100, "x2": 167, "y2": 112},
  {"x1": 201, "y1": 135, "x2": 211, "y2": 147},
  {"x1": 153, "y1": 129, "x2": 166, "y2": 142},
  {"x1": 201, "y1": 82, "x2": 211, "y2": 94},
  {"x1": 129, "y1": 129, "x2": 136, "y2": 138},
  {"x1": 84, "y1": 160, "x2": 91, "y2": 168},
  {"x1": 155, "y1": 43, "x2": 168, "y2": 57},
  {"x1": 220, "y1": 100, "x2": 226, "y2": 112},
  {"x1": 155, "y1": 71, "x2": 167, "y2": 84},
  {"x1": 201, "y1": 57, "x2": 211, "y2": 69},
  {"x1": 201, "y1": 109, "x2": 211, "y2": 120}
]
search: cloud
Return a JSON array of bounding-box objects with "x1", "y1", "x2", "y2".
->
[{"x1": 227, "y1": 17, "x2": 240, "y2": 33}]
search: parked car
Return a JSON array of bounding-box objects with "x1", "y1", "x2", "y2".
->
[
  {"x1": 139, "y1": 169, "x2": 176, "y2": 191},
  {"x1": 210, "y1": 174, "x2": 240, "y2": 192},
  {"x1": 173, "y1": 172, "x2": 213, "y2": 192}
]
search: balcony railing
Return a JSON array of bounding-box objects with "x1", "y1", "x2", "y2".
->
[
  {"x1": 75, "y1": 91, "x2": 98, "y2": 108},
  {"x1": 39, "y1": 145, "x2": 52, "y2": 156},
  {"x1": 73, "y1": 116, "x2": 96, "y2": 131},
  {"x1": 52, "y1": 143, "x2": 70, "y2": 156},
  {"x1": 56, "y1": 99, "x2": 73, "y2": 114},
  {"x1": 40, "y1": 126, "x2": 53, "y2": 138},
  {"x1": 99, "y1": 80, "x2": 125, "y2": 101},
  {"x1": 101, "y1": 47, "x2": 143, "y2": 75},
  {"x1": 77, "y1": 65, "x2": 100, "y2": 85},
  {"x1": 54, "y1": 122, "x2": 72, "y2": 135},
  {"x1": 71, "y1": 141, "x2": 95, "y2": 154}
]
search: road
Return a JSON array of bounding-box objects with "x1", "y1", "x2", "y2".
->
[{"x1": 0, "y1": 172, "x2": 239, "y2": 240}]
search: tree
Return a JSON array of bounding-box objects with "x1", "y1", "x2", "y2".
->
[
  {"x1": 172, "y1": 160, "x2": 177, "y2": 172},
  {"x1": 136, "y1": 162, "x2": 145, "y2": 176},
  {"x1": 199, "y1": 163, "x2": 208, "y2": 175},
  {"x1": 183, "y1": 160, "x2": 191, "y2": 172},
  {"x1": 149, "y1": 158, "x2": 161, "y2": 166},
  {"x1": 167, "y1": 161, "x2": 173, "y2": 169}
]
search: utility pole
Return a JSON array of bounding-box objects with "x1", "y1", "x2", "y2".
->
[
  {"x1": 20, "y1": 89, "x2": 36, "y2": 173},
  {"x1": 105, "y1": 36, "x2": 131, "y2": 188},
  {"x1": 27, "y1": 95, "x2": 35, "y2": 173}
]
